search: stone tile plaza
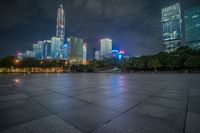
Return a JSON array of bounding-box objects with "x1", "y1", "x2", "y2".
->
[{"x1": 0, "y1": 74, "x2": 199, "y2": 133}]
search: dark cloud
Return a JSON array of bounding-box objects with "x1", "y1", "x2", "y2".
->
[{"x1": 0, "y1": 0, "x2": 200, "y2": 58}]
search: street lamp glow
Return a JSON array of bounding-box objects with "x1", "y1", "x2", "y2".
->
[{"x1": 15, "y1": 59, "x2": 19, "y2": 64}]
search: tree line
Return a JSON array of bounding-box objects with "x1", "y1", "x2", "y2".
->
[
  {"x1": 0, "y1": 47, "x2": 200, "y2": 73},
  {"x1": 71, "y1": 47, "x2": 200, "y2": 73}
]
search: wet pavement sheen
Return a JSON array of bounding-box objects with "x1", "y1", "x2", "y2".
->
[{"x1": 0, "y1": 73, "x2": 200, "y2": 133}]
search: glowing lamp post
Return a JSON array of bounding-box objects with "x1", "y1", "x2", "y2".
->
[{"x1": 15, "y1": 59, "x2": 19, "y2": 64}]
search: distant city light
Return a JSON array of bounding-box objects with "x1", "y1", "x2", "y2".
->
[
  {"x1": 63, "y1": 44, "x2": 68, "y2": 48},
  {"x1": 112, "y1": 50, "x2": 118, "y2": 53},
  {"x1": 118, "y1": 54, "x2": 122, "y2": 60},
  {"x1": 119, "y1": 50, "x2": 125, "y2": 54}
]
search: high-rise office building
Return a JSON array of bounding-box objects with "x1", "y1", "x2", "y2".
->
[
  {"x1": 92, "y1": 47, "x2": 97, "y2": 60},
  {"x1": 185, "y1": 5, "x2": 200, "y2": 50},
  {"x1": 43, "y1": 40, "x2": 52, "y2": 59},
  {"x1": 100, "y1": 38, "x2": 112, "y2": 59},
  {"x1": 83, "y1": 43, "x2": 87, "y2": 64},
  {"x1": 61, "y1": 43, "x2": 69, "y2": 59},
  {"x1": 16, "y1": 51, "x2": 23, "y2": 60},
  {"x1": 95, "y1": 51, "x2": 101, "y2": 60},
  {"x1": 56, "y1": 5, "x2": 65, "y2": 41},
  {"x1": 161, "y1": 3, "x2": 182, "y2": 52},
  {"x1": 33, "y1": 41, "x2": 44, "y2": 60},
  {"x1": 67, "y1": 36, "x2": 84, "y2": 64},
  {"x1": 51, "y1": 37, "x2": 62, "y2": 59},
  {"x1": 25, "y1": 51, "x2": 35, "y2": 58}
]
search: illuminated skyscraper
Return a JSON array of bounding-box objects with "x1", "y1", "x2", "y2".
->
[
  {"x1": 25, "y1": 51, "x2": 35, "y2": 58},
  {"x1": 62, "y1": 43, "x2": 69, "y2": 59},
  {"x1": 67, "y1": 36, "x2": 84, "y2": 64},
  {"x1": 100, "y1": 38, "x2": 112, "y2": 59},
  {"x1": 33, "y1": 41, "x2": 44, "y2": 60},
  {"x1": 161, "y1": 3, "x2": 182, "y2": 52},
  {"x1": 43, "y1": 40, "x2": 52, "y2": 59},
  {"x1": 83, "y1": 43, "x2": 87, "y2": 64},
  {"x1": 51, "y1": 37, "x2": 62, "y2": 59},
  {"x1": 185, "y1": 6, "x2": 200, "y2": 50},
  {"x1": 56, "y1": 4, "x2": 65, "y2": 41},
  {"x1": 95, "y1": 51, "x2": 101, "y2": 60},
  {"x1": 17, "y1": 52, "x2": 23, "y2": 60}
]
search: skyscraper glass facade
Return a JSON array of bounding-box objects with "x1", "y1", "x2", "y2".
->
[
  {"x1": 51, "y1": 37, "x2": 61, "y2": 59},
  {"x1": 161, "y1": 3, "x2": 182, "y2": 52},
  {"x1": 95, "y1": 51, "x2": 101, "y2": 60},
  {"x1": 56, "y1": 5, "x2": 65, "y2": 41},
  {"x1": 67, "y1": 37, "x2": 84, "y2": 64},
  {"x1": 43, "y1": 40, "x2": 51, "y2": 59},
  {"x1": 100, "y1": 38, "x2": 112, "y2": 59},
  {"x1": 61, "y1": 43, "x2": 69, "y2": 59},
  {"x1": 185, "y1": 6, "x2": 200, "y2": 50},
  {"x1": 33, "y1": 41, "x2": 44, "y2": 60},
  {"x1": 83, "y1": 43, "x2": 87, "y2": 64}
]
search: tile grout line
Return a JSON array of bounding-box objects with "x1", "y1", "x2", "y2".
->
[
  {"x1": 28, "y1": 95, "x2": 85, "y2": 133},
  {"x1": 183, "y1": 75, "x2": 191, "y2": 133},
  {"x1": 13, "y1": 78, "x2": 85, "y2": 133},
  {"x1": 89, "y1": 80, "x2": 175, "y2": 133}
]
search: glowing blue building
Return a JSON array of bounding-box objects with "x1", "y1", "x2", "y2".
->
[
  {"x1": 33, "y1": 41, "x2": 44, "y2": 60},
  {"x1": 111, "y1": 50, "x2": 126, "y2": 60},
  {"x1": 43, "y1": 40, "x2": 52, "y2": 59},
  {"x1": 161, "y1": 3, "x2": 182, "y2": 52},
  {"x1": 185, "y1": 5, "x2": 200, "y2": 50},
  {"x1": 51, "y1": 37, "x2": 62, "y2": 59}
]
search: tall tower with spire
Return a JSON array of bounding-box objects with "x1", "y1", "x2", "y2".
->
[{"x1": 56, "y1": 4, "x2": 65, "y2": 41}]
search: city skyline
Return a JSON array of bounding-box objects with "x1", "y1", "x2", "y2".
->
[{"x1": 0, "y1": 0, "x2": 200, "y2": 58}]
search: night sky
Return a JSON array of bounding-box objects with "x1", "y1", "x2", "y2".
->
[{"x1": 0, "y1": 0, "x2": 200, "y2": 59}]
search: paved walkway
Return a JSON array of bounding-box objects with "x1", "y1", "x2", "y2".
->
[{"x1": 0, "y1": 74, "x2": 199, "y2": 133}]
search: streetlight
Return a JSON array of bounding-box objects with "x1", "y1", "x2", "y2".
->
[
  {"x1": 15, "y1": 59, "x2": 20, "y2": 72},
  {"x1": 15, "y1": 59, "x2": 19, "y2": 64}
]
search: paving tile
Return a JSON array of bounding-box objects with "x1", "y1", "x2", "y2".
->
[
  {"x1": 0, "y1": 115, "x2": 82, "y2": 133},
  {"x1": 162, "y1": 89, "x2": 188, "y2": 95},
  {"x1": 57, "y1": 104, "x2": 119, "y2": 132},
  {"x1": 32, "y1": 93, "x2": 70, "y2": 104},
  {"x1": 185, "y1": 112, "x2": 200, "y2": 133},
  {"x1": 154, "y1": 91, "x2": 188, "y2": 101},
  {"x1": 0, "y1": 74, "x2": 199, "y2": 133},
  {"x1": 95, "y1": 97, "x2": 139, "y2": 112},
  {"x1": 82, "y1": 88, "x2": 105, "y2": 93},
  {"x1": 57, "y1": 90, "x2": 91, "y2": 97},
  {"x1": 125, "y1": 103, "x2": 186, "y2": 130},
  {"x1": 94, "y1": 90, "x2": 124, "y2": 97},
  {"x1": 93, "y1": 114, "x2": 181, "y2": 133},
  {"x1": 0, "y1": 104, "x2": 51, "y2": 130},
  {"x1": 190, "y1": 89, "x2": 200, "y2": 96},
  {"x1": 189, "y1": 96, "x2": 200, "y2": 103},
  {"x1": 75, "y1": 93, "x2": 111, "y2": 103},
  {"x1": 188, "y1": 102, "x2": 200, "y2": 114},
  {"x1": 0, "y1": 98, "x2": 36, "y2": 111},
  {"x1": 144, "y1": 96, "x2": 187, "y2": 110},
  {"x1": 39, "y1": 98, "x2": 88, "y2": 114},
  {"x1": 113, "y1": 92, "x2": 149, "y2": 101},
  {"x1": 0, "y1": 93, "x2": 28, "y2": 102},
  {"x1": 22, "y1": 90, "x2": 55, "y2": 97},
  {"x1": 0, "y1": 88, "x2": 19, "y2": 96}
]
